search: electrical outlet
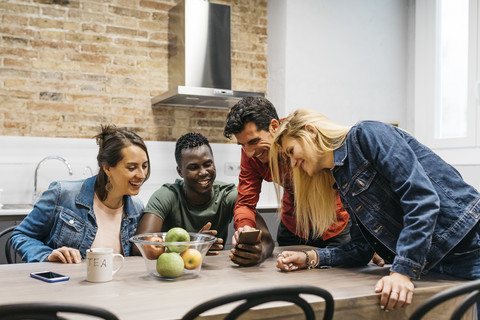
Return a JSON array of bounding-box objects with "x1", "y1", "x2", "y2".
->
[{"x1": 224, "y1": 162, "x2": 241, "y2": 176}]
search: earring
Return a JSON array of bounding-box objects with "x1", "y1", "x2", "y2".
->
[{"x1": 105, "y1": 177, "x2": 113, "y2": 192}]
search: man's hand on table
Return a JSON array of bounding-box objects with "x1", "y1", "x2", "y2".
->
[
  {"x1": 199, "y1": 222, "x2": 223, "y2": 256},
  {"x1": 372, "y1": 252, "x2": 385, "y2": 267},
  {"x1": 230, "y1": 226, "x2": 264, "y2": 266}
]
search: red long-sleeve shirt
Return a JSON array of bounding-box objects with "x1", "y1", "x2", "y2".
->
[{"x1": 234, "y1": 149, "x2": 349, "y2": 240}]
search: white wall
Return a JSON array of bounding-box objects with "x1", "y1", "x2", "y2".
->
[
  {"x1": 0, "y1": 136, "x2": 278, "y2": 208},
  {"x1": 0, "y1": 135, "x2": 281, "y2": 248},
  {"x1": 266, "y1": 0, "x2": 480, "y2": 191},
  {"x1": 268, "y1": 0, "x2": 409, "y2": 129},
  {"x1": 0, "y1": 1, "x2": 414, "y2": 203}
]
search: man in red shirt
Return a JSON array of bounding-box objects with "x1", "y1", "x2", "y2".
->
[{"x1": 224, "y1": 97, "x2": 351, "y2": 266}]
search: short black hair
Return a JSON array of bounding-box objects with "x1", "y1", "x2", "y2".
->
[
  {"x1": 224, "y1": 96, "x2": 279, "y2": 139},
  {"x1": 175, "y1": 132, "x2": 213, "y2": 166}
]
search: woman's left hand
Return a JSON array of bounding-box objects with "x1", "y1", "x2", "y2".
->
[
  {"x1": 47, "y1": 246, "x2": 82, "y2": 264},
  {"x1": 375, "y1": 271, "x2": 414, "y2": 311},
  {"x1": 275, "y1": 251, "x2": 306, "y2": 271},
  {"x1": 199, "y1": 222, "x2": 223, "y2": 255}
]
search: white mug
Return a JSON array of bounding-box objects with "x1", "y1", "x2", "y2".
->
[{"x1": 86, "y1": 248, "x2": 124, "y2": 283}]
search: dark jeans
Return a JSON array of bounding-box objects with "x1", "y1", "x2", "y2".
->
[
  {"x1": 431, "y1": 246, "x2": 480, "y2": 319},
  {"x1": 276, "y1": 219, "x2": 352, "y2": 248}
]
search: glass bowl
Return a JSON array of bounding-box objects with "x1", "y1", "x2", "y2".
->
[{"x1": 130, "y1": 232, "x2": 216, "y2": 280}]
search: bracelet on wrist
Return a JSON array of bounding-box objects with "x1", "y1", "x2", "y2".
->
[
  {"x1": 301, "y1": 250, "x2": 309, "y2": 268},
  {"x1": 302, "y1": 250, "x2": 317, "y2": 270},
  {"x1": 313, "y1": 250, "x2": 319, "y2": 268}
]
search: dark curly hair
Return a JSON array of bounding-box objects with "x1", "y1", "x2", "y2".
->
[
  {"x1": 223, "y1": 96, "x2": 279, "y2": 139},
  {"x1": 175, "y1": 132, "x2": 213, "y2": 166},
  {"x1": 94, "y1": 124, "x2": 151, "y2": 201}
]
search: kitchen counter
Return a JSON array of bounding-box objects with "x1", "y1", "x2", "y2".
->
[
  {"x1": 256, "y1": 202, "x2": 279, "y2": 212},
  {"x1": 0, "y1": 209, "x2": 30, "y2": 217},
  {"x1": 0, "y1": 204, "x2": 32, "y2": 218},
  {"x1": 0, "y1": 204, "x2": 278, "y2": 215}
]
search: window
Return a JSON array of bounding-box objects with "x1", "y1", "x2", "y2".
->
[
  {"x1": 436, "y1": 0, "x2": 469, "y2": 139},
  {"x1": 414, "y1": 0, "x2": 478, "y2": 149}
]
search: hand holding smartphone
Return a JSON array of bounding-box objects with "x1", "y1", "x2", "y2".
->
[
  {"x1": 238, "y1": 229, "x2": 261, "y2": 245},
  {"x1": 30, "y1": 271, "x2": 69, "y2": 283}
]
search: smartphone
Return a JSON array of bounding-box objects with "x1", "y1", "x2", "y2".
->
[
  {"x1": 30, "y1": 271, "x2": 70, "y2": 283},
  {"x1": 238, "y1": 229, "x2": 261, "y2": 245}
]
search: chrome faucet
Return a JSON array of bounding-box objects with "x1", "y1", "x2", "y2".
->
[
  {"x1": 83, "y1": 165, "x2": 94, "y2": 176},
  {"x1": 33, "y1": 156, "x2": 73, "y2": 204}
]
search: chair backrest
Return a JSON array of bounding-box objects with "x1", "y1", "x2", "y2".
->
[
  {"x1": 408, "y1": 279, "x2": 480, "y2": 320},
  {"x1": 0, "y1": 302, "x2": 119, "y2": 320},
  {"x1": 182, "y1": 285, "x2": 334, "y2": 320},
  {"x1": 0, "y1": 225, "x2": 16, "y2": 264}
]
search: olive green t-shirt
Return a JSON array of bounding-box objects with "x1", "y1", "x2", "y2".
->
[{"x1": 144, "y1": 179, "x2": 237, "y2": 244}]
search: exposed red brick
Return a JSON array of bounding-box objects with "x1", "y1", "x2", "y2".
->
[
  {"x1": 108, "y1": 5, "x2": 150, "y2": 19},
  {"x1": 0, "y1": 0, "x2": 267, "y2": 141},
  {"x1": 139, "y1": 1, "x2": 172, "y2": 11}
]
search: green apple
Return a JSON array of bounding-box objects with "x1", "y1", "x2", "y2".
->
[
  {"x1": 156, "y1": 252, "x2": 184, "y2": 278},
  {"x1": 165, "y1": 227, "x2": 190, "y2": 253}
]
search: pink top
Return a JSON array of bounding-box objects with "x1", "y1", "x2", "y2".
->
[{"x1": 91, "y1": 193, "x2": 124, "y2": 254}]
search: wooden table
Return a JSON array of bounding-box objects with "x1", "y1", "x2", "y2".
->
[{"x1": 0, "y1": 247, "x2": 473, "y2": 319}]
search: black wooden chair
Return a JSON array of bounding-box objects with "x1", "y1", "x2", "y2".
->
[
  {"x1": 0, "y1": 302, "x2": 119, "y2": 320},
  {"x1": 408, "y1": 279, "x2": 480, "y2": 320},
  {"x1": 182, "y1": 285, "x2": 334, "y2": 320},
  {"x1": 0, "y1": 225, "x2": 16, "y2": 264}
]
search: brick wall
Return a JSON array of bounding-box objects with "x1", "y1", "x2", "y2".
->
[{"x1": 0, "y1": 0, "x2": 267, "y2": 142}]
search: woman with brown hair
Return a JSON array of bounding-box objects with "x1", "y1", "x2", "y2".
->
[{"x1": 11, "y1": 125, "x2": 150, "y2": 263}]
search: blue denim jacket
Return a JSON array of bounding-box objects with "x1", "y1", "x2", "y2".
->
[
  {"x1": 11, "y1": 176, "x2": 144, "y2": 262},
  {"x1": 315, "y1": 121, "x2": 480, "y2": 279}
]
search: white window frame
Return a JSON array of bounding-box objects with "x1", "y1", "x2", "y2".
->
[{"x1": 414, "y1": 0, "x2": 479, "y2": 155}]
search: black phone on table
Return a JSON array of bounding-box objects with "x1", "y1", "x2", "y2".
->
[
  {"x1": 30, "y1": 271, "x2": 70, "y2": 283},
  {"x1": 238, "y1": 229, "x2": 261, "y2": 245}
]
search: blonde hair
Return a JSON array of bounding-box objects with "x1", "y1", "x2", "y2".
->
[{"x1": 270, "y1": 109, "x2": 351, "y2": 239}]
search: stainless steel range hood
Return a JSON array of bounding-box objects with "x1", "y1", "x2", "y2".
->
[{"x1": 151, "y1": 0, "x2": 264, "y2": 109}]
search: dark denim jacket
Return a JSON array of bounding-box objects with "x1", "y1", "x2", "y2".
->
[
  {"x1": 11, "y1": 176, "x2": 144, "y2": 262},
  {"x1": 315, "y1": 121, "x2": 480, "y2": 279}
]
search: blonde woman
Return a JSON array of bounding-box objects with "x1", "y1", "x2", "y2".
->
[{"x1": 270, "y1": 109, "x2": 480, "y2": 313}]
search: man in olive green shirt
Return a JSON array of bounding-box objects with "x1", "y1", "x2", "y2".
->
[
  {"x1": 134, "y1": 132, "x2": 274, "y2": 262},
  {"x1": 133, "y1": 133, "x2": 238, "y2": 254},
  {"x1": 142, "y1": 178, "x2": 237, "y2": 244}
]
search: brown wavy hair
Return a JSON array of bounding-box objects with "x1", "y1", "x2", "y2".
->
[{"x1": 94, "y1": 125, "x2": 151, "y2": 201}]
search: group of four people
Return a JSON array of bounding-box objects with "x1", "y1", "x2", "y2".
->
[{"x1": 10, "y1": 97, "x2": 480, "y2": 314}]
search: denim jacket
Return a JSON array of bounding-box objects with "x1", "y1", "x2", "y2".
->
[
  {"x1": 11, "y1": 176, "x2": 144, "y2": 262},
  {"x1": 315, "y1": 121, "x2": 480, "y2": 279}
]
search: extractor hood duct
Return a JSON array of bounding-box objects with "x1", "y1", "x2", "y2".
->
[{"x1": 151, "y1": 0, "x2": 264, "y2": 109}]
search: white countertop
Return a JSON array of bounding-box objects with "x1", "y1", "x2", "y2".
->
[
  {"x1": 256, "y1": 203, "x2": 279, "y2": 212},
  {"x1": 0, "y1": 206, "x2": 278, "y2": 217},
  {"x1": 0, "y1": 204, "x2": 32, "y2": 217},
  {"x1": 0, "y1": 201, "x2": 278, "y2": 217},
  {"x1": 0, "y1": 208, "x2": 31, "y2": 217}
]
